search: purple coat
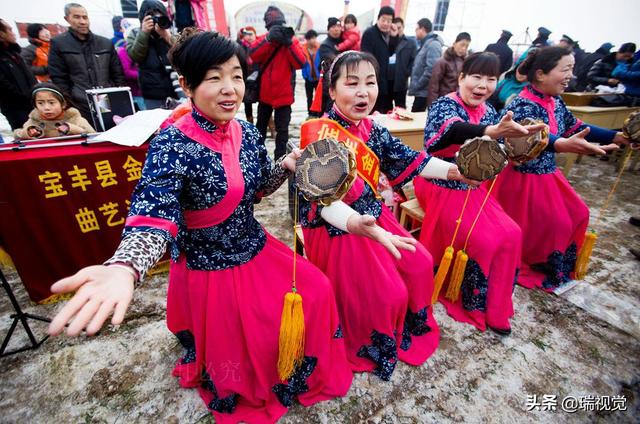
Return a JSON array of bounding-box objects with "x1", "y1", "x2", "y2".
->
[{"x1": 117, "y1": 46, "x2": 141, "y2": 97}]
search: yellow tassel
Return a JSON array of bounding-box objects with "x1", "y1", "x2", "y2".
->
[
  {"x1": 432, "y1": 246, "x2": 454, "y2": 303},
  {"x1": 277, "y1": 291, "x2": 305, "y2": 381},
  {"x1": 445, "y1": 250, "x2": 468, "y2": 302},
  {"x1": 0, "y1": 247, "x2": 14, "y2": 268},
  {"x1": 575, "y1": 231, "x2": 597, "y2": 280}
]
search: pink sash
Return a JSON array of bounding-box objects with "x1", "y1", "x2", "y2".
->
[
  {"x1": 520, "y1": 86, "x2": 558, "y2": 135},
  {"x1": 175, "y1": 114, "x2": 245, "y2": 229}
]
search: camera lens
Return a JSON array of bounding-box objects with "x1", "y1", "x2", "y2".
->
[{"x1": 151, "y1": 15, "x2": 171, "y2": 29}]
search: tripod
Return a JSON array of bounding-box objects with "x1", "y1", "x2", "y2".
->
[{"x1": 0, "y1": 268, "x2": 50, "y2": 357}]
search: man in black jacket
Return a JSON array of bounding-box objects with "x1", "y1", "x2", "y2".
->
[
  {"x1": 127, "y1": 0, "x2": 176, "y2": 109},
  {"x1": 49, "y1": 3, "x2": 126, "y2": 121},
  {"x1": 361, "y1": 6, "x2": 397, "y2": 113},
  {"x1": 0, "y1": 19, "x2": 36, "y2": 129},
  {"x1": 587, "y1": 43, "x2": 636, "y2": 91},
  {"x1": 319, "y1": 17, "x2": 342, "y2": 65},
  {"x1": 485, "y1": 30, "x2": 513, "y2": 75},
  {"x1": 573, "y1": 43, "x2": 613, "y2": 92},
  {"x1": 389, "y1": 17, "x2": 416, "y2": 109}
]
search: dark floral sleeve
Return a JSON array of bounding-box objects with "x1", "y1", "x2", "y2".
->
[
  {"x1": 122, "y1": 127, "x2": 188, "y2": 244},
  {"x1": 423, "y1": 96, "x2": 465, "y2": 151},
  {"x1": 557, "y1": 97, "x2": 586, "y2": 137},
  {"x1": 250, "y1": 124, "x2": 292, "y2": 200}
]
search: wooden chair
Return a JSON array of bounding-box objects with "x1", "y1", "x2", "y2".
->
[{"x1": 399, "y1": 198, "x2": 425, "y2": 236}]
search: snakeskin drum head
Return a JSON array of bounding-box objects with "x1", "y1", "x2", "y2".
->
[
  {"x1": 456, "y1": 136, "x2": 508, "y2": 181},
  {"x1": 623, "y1": 110, "x2": 640, "y2": 142},
  {"x1": 504, "y1": 118, "x2": 549, "y2": 164},
  {"x1": 295, "y1": 138, "x2": 357, "y2": 204}
]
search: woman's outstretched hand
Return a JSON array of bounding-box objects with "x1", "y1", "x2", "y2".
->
[
  {"x1": 485, "y1": 111, "x2": 546, "y2": 139},
  {"x1": 346, "y1": 214, "x2": 417, "y2": 259},
  {"x1": 48, "y1": 265, "x2": 135, "y2": 337},
  {"x1": 554, "y1": 128, "x2": 619, "y2": 155}
]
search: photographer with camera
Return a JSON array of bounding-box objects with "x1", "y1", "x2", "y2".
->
[
  {"x1": 127, "y1": 0, "x2": 177, "y2": 109},
  {"x1": 249, "y1": 5, "x2": 305, "y2": 160}
]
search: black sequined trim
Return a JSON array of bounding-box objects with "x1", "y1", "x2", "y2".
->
[
  {"x1": 357, "y1": 330, "x2": 398, "y2": 381},
  {"x1": 200, "y1": 370, "x2": 238, "y2": 413},
  {"x1": 272, "y1": 356, "x2": 318, "y2": 407},
  {"x1": 175, "y1": 330, "x2": 196, "y2": 364},
  {"x1": 541, "y1": 242, "x2": 577, "y2": 290},
  {"x1": 460, "y1": 258, "x2": 488, "y2": 312},
  {"x1": 400, "y1": 307, "x2": 431, "y2": 351}
]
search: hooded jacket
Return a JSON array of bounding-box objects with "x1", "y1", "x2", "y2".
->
[{"x1": 127, "y1": 0, "x2": 175, "y2": 100}]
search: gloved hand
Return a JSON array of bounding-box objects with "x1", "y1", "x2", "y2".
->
[
  {"x1": 266, "y1": 24, "x2": 285, "y2": 44},
  {"x1": 280, "y1": 26, "x2": 294, "y2": 46}
]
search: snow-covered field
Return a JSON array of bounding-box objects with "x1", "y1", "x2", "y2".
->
[{"x1": 1, "y1": 80, "x2": 638, "y2": 423}]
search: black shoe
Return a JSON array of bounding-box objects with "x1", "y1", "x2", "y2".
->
[
  {"x1": 629, "y1": 217, "x2": 640, "y2": 227},
  {"x1": 599, "y1": 155, "x2": 610, "y2": 161},
  {"x1": 630, "y1": 248, "x2": 640, "y2": 261},
  {"x1": 488, "y1": 326, "x2": 512, "y2": 336}
]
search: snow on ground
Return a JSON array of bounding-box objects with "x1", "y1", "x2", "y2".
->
[{"x1": 1, "y1": 79, "x2": 638, "y2": 423}]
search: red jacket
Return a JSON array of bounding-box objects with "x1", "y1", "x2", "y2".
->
[{"x1": 249, "y1": 34, "x2": 305, "y2": 107}]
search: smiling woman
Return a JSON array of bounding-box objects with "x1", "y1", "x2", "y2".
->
[
  {"x1": 494, "y1": 46, "x2": 630, "y2": 292},
  {"x1": 297, "y1": 51, "x2": 475, "y2": 380},
  {"x1": 46, "y1": 29, "x2": 353, "y2": 422}
]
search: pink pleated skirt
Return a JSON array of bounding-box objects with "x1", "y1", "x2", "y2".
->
[
  {"x1": 492, "y1": 167, "x2": 589, "y2": 291},
  {"x1": 414, "y1": 177, "x2": 522, "y2": 331},
  {"x1": 302, "y1": 205, "x2": 440, "y2": 381},
  {"x1": 166, "y1": 232, "x2": 353, "y2": 424}
]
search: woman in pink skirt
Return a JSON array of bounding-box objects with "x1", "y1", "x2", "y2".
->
[
  {"x1": 414, "y1": 52, "x2": 545, "y2": 335},
  {"x1": 497, "y1": 46, "x2": 628, "y2": 291},
  {"x1": 47, "y1": 30, "x2": 352, "y2": 423},
  {"x1": 298, "y1": 51, "x2": 472, "y2": 380}
]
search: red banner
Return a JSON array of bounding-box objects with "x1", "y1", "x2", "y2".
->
[{"x1": 0, "y1": 140, "x2": 148, "y2": 302}]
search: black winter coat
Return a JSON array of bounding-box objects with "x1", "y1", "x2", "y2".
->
[
  {"x1": 361, "y1": 25, "x2": 397, "y2": 96},
  {"x1": 127, "y1": 0, "x2": 175, "y2": 100},
  {"x1": 319, "y1": 36, "x2": 340, "y2": 64},
  {"x1": 587, "y1": 53, "x2": 618, "y2": 89},
  {"x1": 485, "y1": 40, "x2": 513, "y2": 74},
  {"x1": 574, "y1": 48, "x2": 609, "y2": 91},
  {"x1": 0, "y1": 43, "x2": 36, "y2": 129},
  {"x1": 391, "y1": 35, "x2": 416, "y2": 92},
  {"x1": 48, "y1": 30, "x2": 126, "y2": 120}
]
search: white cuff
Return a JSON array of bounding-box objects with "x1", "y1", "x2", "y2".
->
[
  {"x1": 419, "y1": 157, "x2": 452, "y2": 180},
  {"x1": 320, "y1": 200, "x2": 359, "y2": 232}
]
